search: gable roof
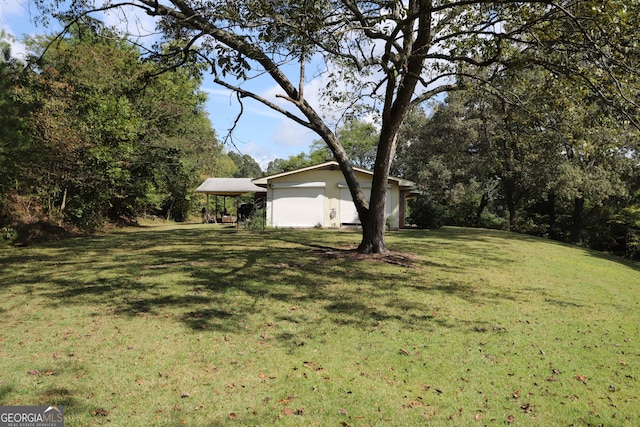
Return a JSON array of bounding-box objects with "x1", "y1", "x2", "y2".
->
[
  {"x1": 252, "y1": 161, "x2": 415, "y2": 189},
  {"x1": 196, "y1": 178, "x2": 267, "y2": 196}
]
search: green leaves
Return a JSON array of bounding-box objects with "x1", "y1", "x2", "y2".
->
[{"x1": 1, "y1": 19, "x2": 227, "y2": 231}]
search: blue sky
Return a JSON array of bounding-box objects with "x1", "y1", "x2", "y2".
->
[{"x1": 1, "y1": 0, "x2": 320, "y2": 169}]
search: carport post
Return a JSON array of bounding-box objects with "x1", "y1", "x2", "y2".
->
[{"x1": 236, "y1": 196, "x2": 240, "y2": 232}]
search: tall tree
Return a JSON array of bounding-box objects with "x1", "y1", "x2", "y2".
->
[
  {"x1": 398, "y1": 65, "x2": 639, "y2": 251},
  {"x1": 39, "y1": 0, "x2": 640, "y2": 252},
  {"x1": 265, "y1": 151, "x2": 324, "y2": 175},
  {"x1": 311, "y1": 118, "x2": 379, "y2": 169},
  {"x1": 228, "y1": 152, "x2": 263, "y2": 178},
  {"x1": 0, "y1": 31, "x2": 30, "y2": 225},
  {"x1": 14, "y1": 20, "x2": 224, "y2": 228}
]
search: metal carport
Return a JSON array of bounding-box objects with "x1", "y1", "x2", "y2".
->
[{"x1": 195, "y1": 178, "x2": 267, "y2": 230}]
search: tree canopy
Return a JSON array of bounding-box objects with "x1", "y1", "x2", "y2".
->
[
  {"x1": 0, "y1": 20, "x2": 228, "y2": 235},
  {"x1": 395, "y1": 65, "x2": 640, "y2": 257}
]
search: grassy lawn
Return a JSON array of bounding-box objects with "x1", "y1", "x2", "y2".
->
[{"x1": 1, "y1": 223, "x2": 639, "y2": 426}]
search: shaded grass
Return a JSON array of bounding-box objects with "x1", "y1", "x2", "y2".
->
[{"x1": 0, "y1": 224, "x2": 639, "y2": 425}]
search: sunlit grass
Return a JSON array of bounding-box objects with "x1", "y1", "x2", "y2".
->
[{"x1": 1, "y1": 224, "x2": 639, "y2": 425}]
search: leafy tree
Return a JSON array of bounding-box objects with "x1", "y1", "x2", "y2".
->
[
  {"x1": 38, "y1": 0, "x2": 640, "y2": 253},
  {"x1": 0, "y1": 31, "x2": 29, "y2": 229},
  {"x1": 311, "y1": 118, "x2": 379, "y2": 169},
  {"x1": 228, "y1": 152, "x2": 263, "y2": 178},
  {"x1": 399, "y1": 65, "x2": 639, "y2": 255},
  {"x1": 396, "y1": 93, "x2": 506, "y2": 228},
  {"x1": 265, "y1": 152, "x2": 319, "y2": 175},
  {"x1": 9, "y1": 20, "x2": 224, "y2": 229}
]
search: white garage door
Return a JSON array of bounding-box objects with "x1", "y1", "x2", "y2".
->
[
  {"x1": 339, "y1": 186, "x2": 391, "y2": 225},
  {"x1": 271, "y1": 183, "x2": 325, "y2": 227}
]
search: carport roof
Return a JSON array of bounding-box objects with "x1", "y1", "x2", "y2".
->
[{"x1": 195, "y1": 178, "x2": 267, "y2": 196}]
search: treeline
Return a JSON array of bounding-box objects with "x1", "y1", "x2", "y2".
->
[
  {"x1": 0, "y1": 21, "x2": 250, "y2": 241},
  {"x1": 395, "y1": 70, "x2": 640, "y2": 259}
]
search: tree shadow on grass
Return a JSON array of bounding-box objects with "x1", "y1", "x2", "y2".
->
[{"x1": 2, "y1": 225, "x2": 604, "y2": 337}]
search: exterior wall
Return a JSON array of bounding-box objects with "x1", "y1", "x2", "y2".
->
[{"x1": 265, "y1": 168, "x2": 402, "y2": 229}]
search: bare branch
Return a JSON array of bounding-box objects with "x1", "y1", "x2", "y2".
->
[{"x1": 212, "y1": 78, "x2": 312, "y2": 129}]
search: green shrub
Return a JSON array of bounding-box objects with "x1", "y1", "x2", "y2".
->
[{"x1": 408, "y1": 195, "x2": 445, "y2": 229}]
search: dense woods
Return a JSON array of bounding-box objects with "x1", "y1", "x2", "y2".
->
[
  {"x1": 0, "y1": 22, "x2": 238, "y2": 240},
  {"x1": 393, "y1": 86, "x2": 640, "y2": 259}
]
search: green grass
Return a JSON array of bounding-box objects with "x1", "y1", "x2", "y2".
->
[{"x1": 1, "y1": 223, "x2": 639, "y2": 426}]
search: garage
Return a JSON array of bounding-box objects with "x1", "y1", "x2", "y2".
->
[
  {"x1": 270, "y1": 182, "x2": 326, "y2": 227},
  {"x1": 250, "y1": 161, "x2": 415, "y2": 229}
]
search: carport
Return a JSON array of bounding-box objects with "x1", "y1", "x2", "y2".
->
[{"x1": 195, "y1": 178, "x2": 266, "y2": 230}]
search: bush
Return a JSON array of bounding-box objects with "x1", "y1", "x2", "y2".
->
[
  {"x1": 1, "y1": 226, "x2": 17, "y2": 245},
  {"x1": 408, "y1": 195, "x2": 445, "y2": 229},
  {"x1": 243, "y1": 207, "x2": 266, "y2": 231}
]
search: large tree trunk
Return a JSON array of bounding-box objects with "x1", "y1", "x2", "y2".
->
[
  {"x1": 358, "y1": 145, "x2": 393, "y2": 254},
  {"x1": 356, "y1": 155, "x2": 392, "y2": 254},
  {"x1": 358, "y1": 209, "x2": 387, "y2": 254}
]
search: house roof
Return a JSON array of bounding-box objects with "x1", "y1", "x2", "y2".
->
[
  {"x1": 195, "y1": 178, "x2": 267, "y2": 196},
  {"x1": 252, "y1": 161, "x2": 415, "y2": 189}
]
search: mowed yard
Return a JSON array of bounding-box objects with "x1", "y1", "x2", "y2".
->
[{"x1": 0, "y1": 223, "x2": 639, "y2": 426}]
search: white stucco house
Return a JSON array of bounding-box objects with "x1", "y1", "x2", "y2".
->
[{"x1": 252, "y1": 161, "x2": 415, "y2": 229}]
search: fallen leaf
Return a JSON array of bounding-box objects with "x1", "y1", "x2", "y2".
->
[
  {"x1": 513, "y1": 389, "x2": 520, "y2": 399},
  {"x1": 92, "y1": 408, "x2": 110, "y2": 417},
  {"x1": 576, "y1": 375, "x2": 587, "y2": 382},
  {"x1": 228, "y1": 412, "x2": 237, "y2": 419},
  {"x1": 338, "y1": 408, "x2": 348, "y2": 415},
  {"x1": 282, "y1": 407, "x2": 294, "y2": 416},
  {"x1": 402, "y1": 401, "x2": 422, "y2": 409},
  {"x1": 28, "y1": 370, "x2": 40, "y2": 376},
  {"x1": 507, "y1": 415, "x2": 515, "y2": 423},
  {"x1": 475, "y1": 413, "x2": 483, "y2": 421}
]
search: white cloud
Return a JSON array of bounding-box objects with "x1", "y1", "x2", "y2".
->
[
  {"x1": 1, "y1": 0, "x2": 35, "y2": 59},
  {"x1": 270, "y1": 118, "x2": 315, "y2": 148},
  {"x1": 238, "y1": 141, "x2": 278, "y2": 170},
  {"x1": 2, "y1": 30, "x2": 27, "y2": 59}
]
